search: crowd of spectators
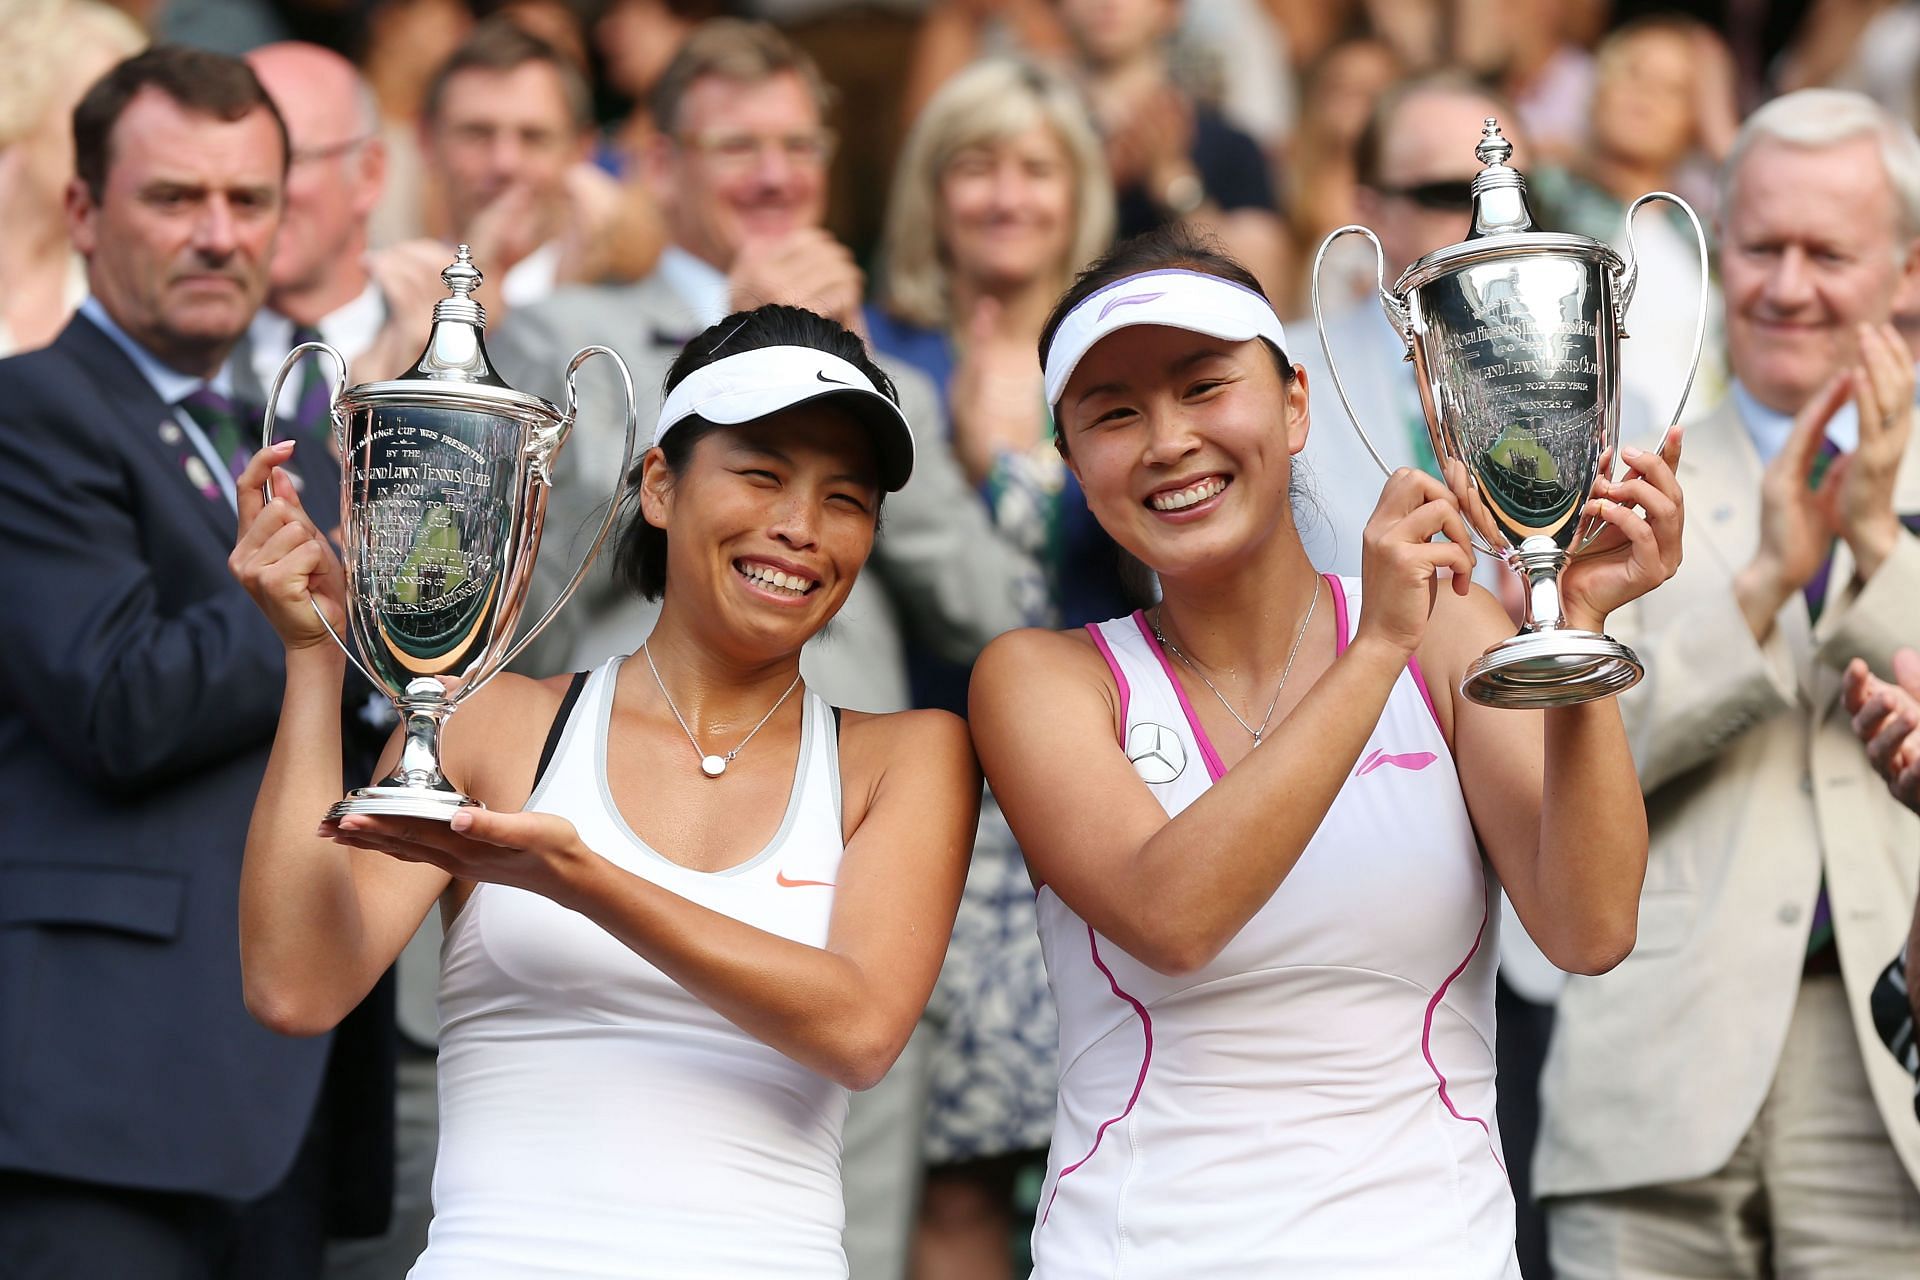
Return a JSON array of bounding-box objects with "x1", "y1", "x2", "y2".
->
[{"x1": 4, "y1": 1, "x2": 1920, "y2": 1278}]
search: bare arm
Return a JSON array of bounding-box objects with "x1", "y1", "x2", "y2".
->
[
  {"x1": 229, "y1": 446, "x2": 453, "y2": 1035},
  {"x1": 1439, "y1": 590, "x2": 1647, "y2": 975},
  {"x1": 326, "y1": 709, "x2": 979, "y2": 1090},
  {"x1": 1455, "y1": 431, "x2": 1688, "y2": 973}
]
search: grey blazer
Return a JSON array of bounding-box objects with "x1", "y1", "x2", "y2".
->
[
  {"x1": 486, "y1": 273, "x2": 1044, "y2": 711},
  {"x1": 1535, "y1": 397, "x2": 1920, "y2": 1198}
]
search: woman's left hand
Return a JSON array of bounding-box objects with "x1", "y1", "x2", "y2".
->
[
  {"x1": 1558, "y1": 427, "x2": 1686, "y2": 633},
  {"x1": 323, "y1": 808, "x2": 597, "y2": 906}
]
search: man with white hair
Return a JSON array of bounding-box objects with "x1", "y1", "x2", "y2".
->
[{"x1": 1536, "y1": 88, "x2": 1920, "y2": 1276}]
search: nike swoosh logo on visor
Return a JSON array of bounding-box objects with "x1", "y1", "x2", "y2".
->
[
  {"x1": 1355, "y1": 748, "x2": 1438, "y2": 777},
  {"x1": 775, "y1": 871, "x2": 836, "y2": 888},
  {"x1": 815, "y1": 371, "x2": 851, "y2": 386}
]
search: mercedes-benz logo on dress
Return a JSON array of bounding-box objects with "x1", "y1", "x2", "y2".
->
[{"x1": 1126, "y1": 721, "x2": 1186, "y2": 784}]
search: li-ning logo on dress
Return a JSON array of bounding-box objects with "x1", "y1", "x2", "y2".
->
[
  {"x1": 1126, "y1": 721, "x2": 1187, "y2": 784},
  {"x1": 1354, "y1": 747, "x2": 1437, "y2": 778},
  {"x1": 1098, "y1": 290, "x2": 1166, "y2": 321}
]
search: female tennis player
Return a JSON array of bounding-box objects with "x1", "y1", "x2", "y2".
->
[
  {"x1": 969, "y1": 229, "x2": 1683, "y2": 1278},
  {"x1": 231, "y1": 305, "x2": 976, "y2": 1278}
]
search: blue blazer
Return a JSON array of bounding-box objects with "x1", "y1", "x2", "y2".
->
[{"x1": 0, "y1": 314, "x2": 346, "y2": 1200}]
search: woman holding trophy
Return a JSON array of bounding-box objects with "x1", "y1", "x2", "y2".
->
[
  {"x1": 228, "y1": 305, "x2": 976, "y2": 1278},
  {"x1": 967, "y1": 227, "x2": 1686, "y2": 1277}
]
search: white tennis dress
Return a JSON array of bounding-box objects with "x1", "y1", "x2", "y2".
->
[
  {"x1": 411, "y1": 657, "x2": 851, "y2": 1279},
  {"x1": 1033, "y1": 576, "x2": 1517, "y2": 1279}
]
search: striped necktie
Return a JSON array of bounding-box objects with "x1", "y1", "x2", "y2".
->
[
  {"x1": 178, "y1": 385, "x2": 258, "y2": 489},
  {"x1": 289, "y1": 325, "x2": 337, "y2": 449}
]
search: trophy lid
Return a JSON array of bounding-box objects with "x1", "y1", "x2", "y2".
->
[
  {"x1": 1466, "y1": 118, "x2": 1535, "y2": 239},
  {"x1": 400, "y1": 245, "x2": 510, "y2": 388},
  {"x1": 338, "y1": 245, "x2": 561, "y2": 419},
  {"x1": 1394, "y1": 117, "x2": 1622, "y2": 294}
]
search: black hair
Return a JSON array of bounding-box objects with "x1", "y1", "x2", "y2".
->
[
  {"x1": 73, "y1": 45, "x2": 289, "y2": 202},
  {"x1": 1039, "y1": 224, "x2": 1295, "y2": 453},
  {"x1": 611, "y1": 304, "x2": 896, "y2": 602}
]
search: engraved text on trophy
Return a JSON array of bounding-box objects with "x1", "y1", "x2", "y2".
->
[
  {"x1": 1414, "y1": 257, "x2": 1612, "y2": 548},
  {"x1": 350, "y1": 408, "x2": 520, "y2": 685}
]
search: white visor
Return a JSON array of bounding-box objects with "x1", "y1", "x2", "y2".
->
[
  {"x1": 1043, "y1": 269, "x2": 1290, "y2": 408},
  {"x1": 654, "y1": 345, "x2": 915, "y2": 491}
]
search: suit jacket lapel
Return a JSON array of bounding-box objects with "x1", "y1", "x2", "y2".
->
[{"x1": 57, "y1": 315, "x2": 238, "y2": 548}]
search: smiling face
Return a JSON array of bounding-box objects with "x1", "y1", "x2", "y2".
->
[
  {"x1": 652, "y1": 71, "x2": 831, "y2": 271},
  {"x1": 1057, "y1": 325, "x2": 1310, "y2": 582},
  {"x1": 427, "y1": 60, "x2": 584, "y2": 241},
  {"x1": 1722, "y1": 134, "x2": 1920, "y2": 413},
  {"x1": 938, "y1": 123, "x2": 1077, "y2": 295},
  {"x1": 68, "y1": 87, "x2": 285, "y2": 375},
  {"x1": 642, "y1": 407, "x2": 880, "y2": 656}
]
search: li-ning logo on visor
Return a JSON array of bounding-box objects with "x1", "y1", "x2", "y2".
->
[{"x1": 1097, "y1": 290, "x2": 1166, "y2": 321}]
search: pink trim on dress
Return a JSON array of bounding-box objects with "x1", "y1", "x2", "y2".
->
[
  {"x1": 1085, "y1": 622, "x2": 1131, "y2": 748},
  {"x1": 1326, "y1": 573, "x2": 1350, "y2": 655},
  {"x1": 1407, "y1": 655, "x2": 1446, "y2": 736},
  {"x1": 1419, "y1": 896, "x2": 1505, "y2": 1174},
  {"x1": 1040, "y1": 926, "x2": 1155, "y2": 1226},
  {"x1": 1131, "y1": 611, "x2": 1227, "y2": 782}
]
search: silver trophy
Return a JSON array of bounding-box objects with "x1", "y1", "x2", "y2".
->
[
  {"x1": 1311, "y1": 119, "x2": 1708, "y2": 708},
  {"x1": 263, "y1": 246, "x2": 637, "y2": 819}
]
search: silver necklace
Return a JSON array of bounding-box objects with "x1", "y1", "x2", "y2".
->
[
  {"x1": 1151, "y1": 577, "x2": 1320, "y2": 747},
  {"x1": 642, "y1": 644, "x2": 803, "y2": 778}
]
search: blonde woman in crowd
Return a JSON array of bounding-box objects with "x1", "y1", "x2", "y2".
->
[
  {"x1": 867, "y1": 58, "x2": 1126, "y2": 1277},
  {"x1": 0, "y1": 0, "x2": 144, "y2": 356}
]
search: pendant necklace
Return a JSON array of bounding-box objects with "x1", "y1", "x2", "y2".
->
[
  {"x1": 1151, "y1": 577, "x2": 1320, "y2": 747},
  {"x1": 642, "y1": 644, "x2": 803, "y2": 778}
]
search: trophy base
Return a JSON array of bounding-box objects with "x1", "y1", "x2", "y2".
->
[
  {"x1": 1461, "y1": 629, "x2": 1643, "y2": 709},
  {"x1": 326, "y1": 786, "x2": 486, "y2": 823}
]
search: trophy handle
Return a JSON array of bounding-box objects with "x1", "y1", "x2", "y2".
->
[
  {"x1": 259, "y1": 340, "x2": 382, "y2": 689},
  {"x1": 1575, "y1": 191, "x2": 1709, "y2": 554},
  {"x1": 1313, "y1": 226, "x2": 1504, "y2": 561},
  {"x1": 1311, "y1": 225, "x2": 1409, "y2": 480},
  {"x1": 488, "y1": 344, "x2": 641, "y2": 678}
]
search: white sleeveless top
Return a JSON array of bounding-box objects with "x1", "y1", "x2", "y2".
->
[
  {"x1": 1032, "y1": 576, "x2": 1517, "y2": 1279},
  {"x1": 412, "y1": 657, "x2": 852, "y2": 1279}
]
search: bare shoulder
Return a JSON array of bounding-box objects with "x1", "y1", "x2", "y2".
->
[
  {"x1": 440, "y1": 669, "x2": 582, "y2": 807},
  {"x1": 838, "y1": 707, "x2": 976, "y2": 779},
  {"x1": 972, "y1": 624, "x2": 1106, "y2": 695},
  {"x1": 453, "y1": 669, "x2": 578, "y2": 729}
]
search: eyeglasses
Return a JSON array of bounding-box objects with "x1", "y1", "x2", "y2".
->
[
  {"x1": 1375, "y1": 180, "x2": 1476, "y2": 212},
  {"x1": 675, "y1": 129, "x2": 837, "y2": 170},
  {"x1": 290, "y1": 135, "x2": 373, "y2": 166}
]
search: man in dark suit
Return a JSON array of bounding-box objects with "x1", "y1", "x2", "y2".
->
[{"x1": 0, "y1": 46, "x2": 377, "y2": 1277}]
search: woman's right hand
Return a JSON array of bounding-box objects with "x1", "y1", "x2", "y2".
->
[
  {"x1": 1356, "y1": 467, "x2": 1476, "y2": 657},
  {"x1": 229, "y1": 441, "x2": 348, "y2": 652}
]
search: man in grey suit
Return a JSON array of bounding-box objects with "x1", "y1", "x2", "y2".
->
[
  {"x1": 1537, "y1": 89, "x2": 1920, "y2": 1277},
  {"x1": 487, "y1": 21, "x2": 1042, "y2": 1279}
]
